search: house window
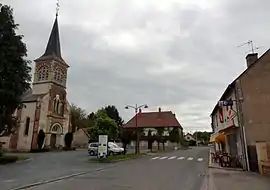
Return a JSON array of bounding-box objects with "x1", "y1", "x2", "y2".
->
[
  {"x1": 38, "y1": 66, "x2": 49, "y2": 81},
  {"x1": 24, "y1": 117, "x2": 30, "y2": 136}
]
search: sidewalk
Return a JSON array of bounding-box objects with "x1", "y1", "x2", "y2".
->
[
  {"x1": 208, "y1": 168, "x2": 270, "y2": 190},
  {"x1": 207, "y1": 149, "x2": 270, "y2": 190},
  {"x1": 208, "y1": 149, "x2": 243, "y2": 171}
]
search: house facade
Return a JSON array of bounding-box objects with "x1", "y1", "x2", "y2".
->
[
  {"x1": 0, "y1": 14, "x2": 71, "y2": 151},
  {"x1": 210, "y1": 49, "x2": 270, "y2": 172},
  {"x1": 184, "y1": 133, "x2": 195, "y2": 141},
  {"x1": 123, "y1": 108, "x2": 183, "y2": 150},
  {"x1": 73, "y1": 128, "x2": 90, "y2": 148}
]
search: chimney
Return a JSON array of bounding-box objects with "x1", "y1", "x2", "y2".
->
[
  {"x1": 158, "y1": 107, "x2": 161, "y2": 112},
  {"x1": 246, "y1": 53, "x2": 258, "y2": 68}
]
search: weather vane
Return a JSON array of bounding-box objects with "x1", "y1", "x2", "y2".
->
[{"x1": 56, "y1": 0, "x2": 60, "y2": 16}]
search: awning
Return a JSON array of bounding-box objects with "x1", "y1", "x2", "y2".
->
[{"x1": 210, "y1": 132, "x2": 226, "y2": 143}]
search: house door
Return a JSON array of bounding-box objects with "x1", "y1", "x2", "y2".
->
[{"x1": 50, "y1": 134, "x2": 56, "y2": 149}]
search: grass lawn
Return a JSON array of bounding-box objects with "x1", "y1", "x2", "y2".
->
[
  {"x1": 0, "y1": 154, "x2": 29, "y2": 165},
  {"x1": 88, "y1": 153, "x2": 146, "y2": 163}
]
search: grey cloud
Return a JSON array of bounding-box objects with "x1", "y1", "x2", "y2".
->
[{"x1": 2, "y1": 0, "x2": 270, "y2": 132}]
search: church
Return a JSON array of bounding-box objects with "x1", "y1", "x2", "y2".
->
[{"x1": 0, "y1": 13, "x2": 71, "y2": 151}]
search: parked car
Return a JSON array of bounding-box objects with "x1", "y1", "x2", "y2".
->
[
  {"x1": 88, "y1": 142, "x2": 99, "y2": 156},
  {"x1": 108, "y1": 142, "x2": 125, "y2": 156},
  {"x1": 88, "y1": 142, "x2": 124, "y2": 156}
]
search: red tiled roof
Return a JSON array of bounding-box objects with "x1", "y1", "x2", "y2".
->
[{"x1": 123, "y1": 111, "x2": 182, "y2": 129}]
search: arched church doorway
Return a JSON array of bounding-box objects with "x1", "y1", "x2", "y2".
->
[
  {"x1": 50, "y1": 134, "x2": 56, "y2": 149},
  {"x1": 49, "y1": 123, "x2": 63, "y2": 149}
]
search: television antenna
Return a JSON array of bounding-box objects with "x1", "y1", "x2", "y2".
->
[{"x1": 237, "y1": 40, "x2": 262, "y2": 54}]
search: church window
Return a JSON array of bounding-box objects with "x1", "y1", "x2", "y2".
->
[
  {"x1": 38, "y1": 66, "x2": 49, "y2": 81},
  {"x1": 24, "y1": 117, "x2": 30, "y2": 136}
]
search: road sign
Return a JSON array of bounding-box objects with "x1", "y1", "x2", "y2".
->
[{"x1": 98, "y1": 135, "x2": 108, "y2": 158}]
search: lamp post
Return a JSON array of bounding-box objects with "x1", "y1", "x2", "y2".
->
[{"x1": 125, "y1": 104, "x2": 148, "y2": 154}]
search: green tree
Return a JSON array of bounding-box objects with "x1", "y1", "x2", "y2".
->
[
  {"x1": 193, "y1": 131, "x2": 211, "y2": 145},
  {"x1": 104, "y1": 105, "x2": 124, "y2": 127},
  {"x1": 104, "y1": 105, "x2": 124, "y2": 140},
  {"x1": 120, "y1": 127, "x2": 133, "y2": 154},
  {"x1": 0, "y1": 4, "x2": 31, "y2": 137},
  {"x1": 155, "y1": 128, "x2": 165, "y2": 150},
  {"x1": 168, "y1": 128, "x2": 181, "y2": 144},
  {"x1": 70, "y1": 103, "x2": 87, "y2": 132},
  {"x1": 88, "y1": 109, "x2": 118, "y2": 141}
]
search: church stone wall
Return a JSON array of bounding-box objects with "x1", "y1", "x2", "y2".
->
[
  {"x1": 17, "y1": 102, "x2": 36, "y2": 151},
  {"x1": 39, "y1": 94, "x2": 50, "y2": 132},
  {"x1": 32, "y1": 83, "x2": 51, "y2": 95}
]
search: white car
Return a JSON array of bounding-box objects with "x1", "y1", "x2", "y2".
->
[
  {"x1": 88, "y1": 142, "x2": 124, "y2": 156},
  {"x1": 108, "y1": 142, "x2": 125, "y2": 156}
]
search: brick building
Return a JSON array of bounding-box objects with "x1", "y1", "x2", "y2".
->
[{"x1": 210, "y1": 49, "x2": 270, "y2": 172}]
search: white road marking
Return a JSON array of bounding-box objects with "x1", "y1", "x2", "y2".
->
[
  {"x1": 168, "y1": 156, "x2": 176, "y2": 160},
  {"x1": 160, "y1": 156, "x2": 168, "y2": 160},
  {"x1": 177, "y1": 157, "x2": 185, "y2": 160},
  {"x1": 187, "y1": 157, "x2": 194, "y2": 161},
  {"x1": 197, "y1": 158, "x2": 204, "y2": 162},
  {"x1": 2, "y1": 179, "x2": 15, "y2": 183},
  {"x1": 151, "y1": 157, "x2": 160, "y2": 160}
]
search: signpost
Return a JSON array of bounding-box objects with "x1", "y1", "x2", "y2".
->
[{"x1": 98, "y1": 135, "x2": 108, "y2": 158}]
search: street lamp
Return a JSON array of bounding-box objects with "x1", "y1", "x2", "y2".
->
[{"x1": 125, "y1": 104, "x2": 148, "y2": 154}]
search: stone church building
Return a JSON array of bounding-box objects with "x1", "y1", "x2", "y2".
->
[{"x1": 0, "y1": 14, "x2": 71, "y2": 151}]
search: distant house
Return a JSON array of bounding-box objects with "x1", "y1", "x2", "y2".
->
[
  {"x1": 72, "y1": 128, "x2": 90, "y2": 148},
  {"x1": 184, "y1": 133, "x2": 195, "y2": 141},
  {"x1": 123, "y1": 107, "x2": 183, "y2": 150}
]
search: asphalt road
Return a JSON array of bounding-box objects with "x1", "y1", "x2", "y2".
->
[
  {"x1": 25, "y1": 147, "x2": 209, "y2": 190},
  {"x1": 0, "y1": 150, "x2": 105, "y2": 190}
]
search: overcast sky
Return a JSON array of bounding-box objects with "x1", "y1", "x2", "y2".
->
[{"x1": 2, "y1": 0, "x2": 270, "y2": 132}]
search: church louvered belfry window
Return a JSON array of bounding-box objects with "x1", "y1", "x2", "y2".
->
[
  {"x1": 38, "y1": 66, "x2": 49, "y2": 81},
  {"x1": 54, "y1": 67, "x2": 66, "y2": 85}
]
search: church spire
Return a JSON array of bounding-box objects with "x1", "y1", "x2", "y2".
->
[
  {"x1": 36, "y1": 0, "x2": 68, "y2": 66},
  {"x1": 42, "y1": 16, "x2": 62, "y2": 59}
]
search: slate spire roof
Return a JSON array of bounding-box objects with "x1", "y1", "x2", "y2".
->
[{"x1": 35, "y1": 15, "x2": 68, "y2": 66}]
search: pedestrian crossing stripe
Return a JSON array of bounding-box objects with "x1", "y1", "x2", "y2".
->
[
  {"x1": 149, "y1": 156, "x2": 204, "y2": 162},
  {"x1": 160, "y1": 156, "x2": 168, "y2": 160}
]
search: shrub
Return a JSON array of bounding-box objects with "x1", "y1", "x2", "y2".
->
[
  {"x1": 0, "y1": 156, "x2": 18, "y2": 164},
  {"x1": 30, "y1": 148, "x2": 50, "y2": 153},
  {"x1": 64, "y1": 132, "x2": 73, "y2": 148},
  {"x1": 62, "y1": 147, "x2": 76, "y2": 151},
  {"x1": 37, "y1": 130, "x2": 45, "y2": 149}
]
